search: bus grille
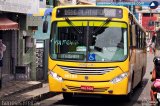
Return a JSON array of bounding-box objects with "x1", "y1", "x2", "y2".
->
[
  {"x1": 59, "y1": 66, "x2": 115, "y2": 75},
  {"x1": 66, "y1": 86, "x2": 109, "y2": 92}
]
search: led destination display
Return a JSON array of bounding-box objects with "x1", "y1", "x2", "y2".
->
[{"x1": 56, "y1": 7, "x2": 123, "y2": 18}]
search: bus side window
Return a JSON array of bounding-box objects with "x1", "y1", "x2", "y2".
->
[
  {"x1": 140, "y1": 30, "x2": 144, "y2": 49},
  {"x1": 143, "y1": 32, "x2": 146, "y2": 48},
  {"x1": 135, "y1": 25, "x2": 139, "y2": 48},
  {"x1": 138, "y1": 27, "x2": 140, "y2": 48},
  {"x1": 131, "y1": 24, "x2": 136, "y2": 47},
  {"x1": 139, "y1": 30, "x2": 142, "y2": 48},
  {"x1": 141, "y1": 30, "x2": 144, "y2": 49},
  {"x1": 130, "y1": 25, "x2": 133, "y2": 46},
  {"x1": 135, "y1": 25, "x2": 138, "y2": 48}
]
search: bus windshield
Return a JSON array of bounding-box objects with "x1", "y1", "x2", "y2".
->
[{"x1": 50, "y1": 21, "x2": 128, "y2": 62}]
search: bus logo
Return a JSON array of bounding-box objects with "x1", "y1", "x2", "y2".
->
[{"x1": 85, "y1": 76, "x2": 89, "y2": 80}]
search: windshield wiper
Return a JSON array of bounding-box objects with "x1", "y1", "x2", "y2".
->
[
  {"x1": 65, "y1": 17, "x2": 82, "y2": 34},
  {"x1": 92, "y1": 18, "x2": 112, "y2": 35}
]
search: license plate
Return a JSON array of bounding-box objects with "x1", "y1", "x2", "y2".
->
[
  {"x1": 157, "y1": 93, "x2": 160, "y2": 99},
  {"x1": 80, "y1": 86, "x2": 94, "y2": 91}
]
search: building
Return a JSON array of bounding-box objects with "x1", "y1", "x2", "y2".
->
[
  {"x1": 137, "y1": 5, "x2": 160, "y2": 38},
  {"x1": 141, "y1": 13, "x2": 158, "y2": 38},
  {"x1": 0, "y1": 0, "x2": 41, "y2": 83},
  {"x1": 57, "y1": 0, "x2": 96, "y2": 5},
  {"x1": 142, "y1": 13, "x2": 157, "y2": 31},
  {"x1": 0, "y1": 13, "x2": 19, "y2": 82},
  {"x1": 33, "y1": 8, "x2": 52, "y2": 80}
]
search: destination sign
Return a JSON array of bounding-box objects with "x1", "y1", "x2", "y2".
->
[
  {"x1": 57, "y1": 54, "x2": 84, "y2": 60},
  {"x1": 56, "y1": 7, "x2": 123, "y2": 18}
]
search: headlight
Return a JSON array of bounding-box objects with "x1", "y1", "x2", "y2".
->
[
  {"x1": 110, "y1": 72, "x2": 128, "y2": 84},
  {"x1": 48, "y1": 71, "x2": 63, "y2": 82}
]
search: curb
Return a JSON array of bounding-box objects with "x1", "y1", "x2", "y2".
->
[
  {"x1": 17, "y1": 92, "x2": 60, "y2": 106},
  {"x1": 0, "y1": 82, "x2": 43, "y2": 99}
]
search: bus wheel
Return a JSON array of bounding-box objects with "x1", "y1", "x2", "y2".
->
[
  {"x1": 126, "y1": 92, "x2": 133, "y2": 102},
  {"x1": 126, "y1": 83, "x2": 133, "y2": 102},
  {"x1": 63, "y1": 93, "x2": 73, "y2": 100},
  {"x1": 125, "y1": 73, "x2": 134, "y2": 101}
]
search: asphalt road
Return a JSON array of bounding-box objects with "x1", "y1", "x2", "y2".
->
[{"x1": 37, "y1": 53, "x2": 154, "y2": 106}]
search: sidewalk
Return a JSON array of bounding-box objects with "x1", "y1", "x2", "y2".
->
[
  {"x1": 0, "y1": 82, "x2": 59, "y2": 105},
  {"x1": 0, "y1": 81, "x2": 43, "y2": 99}
]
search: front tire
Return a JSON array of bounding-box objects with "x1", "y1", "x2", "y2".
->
[
  {"x1": 63, "y1": 93, "x2": 73, "y2": 100},
  {"x1": 125, "y1": 92, "x2": 133, "y2": 102},
  {"x1": 125, "y1": 73, "x2": 134, "y2": 101}
]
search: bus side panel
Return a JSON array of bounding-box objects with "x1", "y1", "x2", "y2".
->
[
  {"x1": 142, "y1": 49, "x2": 147, "y2": 77},
  {"x1": 133, "y1": 50, "x2": 143, "y2": 88},
  {"x1": 128, "y1": 49, "x2": 136, "y2": 93},
  {"x1": 130, "y1": 49, "x2": 146, "y2": 89}
]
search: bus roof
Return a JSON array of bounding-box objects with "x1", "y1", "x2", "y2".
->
[
  {"x1": 54, "y1": 5, "x2": 129, "y2": 10},
  {"x1": 53, "y1": 5, "x2": 146, "y2": 33}
]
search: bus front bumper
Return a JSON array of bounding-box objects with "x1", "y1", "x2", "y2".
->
[{"x1": 48, "y1": 75, "x2": 129, "y2": 95}]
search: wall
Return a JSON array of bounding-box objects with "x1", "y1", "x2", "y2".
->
[
  {"x1": 40, "y1": 0, "x2": 46, "y2": 8},
  {"x1": 142, "y1": 13, "x2": 157, "y2": 31}
]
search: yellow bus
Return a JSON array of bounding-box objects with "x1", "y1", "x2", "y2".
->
[{"x1": 45, "y1": 5, "x2": 147, "y2": 100}]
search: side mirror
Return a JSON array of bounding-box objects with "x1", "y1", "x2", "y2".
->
[
  {"x1": 131, "y1": 25, "x2": 136, "y2": 47},
  {"x1": 43, "y1": 20, "x2": 48, "y2": 33}
]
